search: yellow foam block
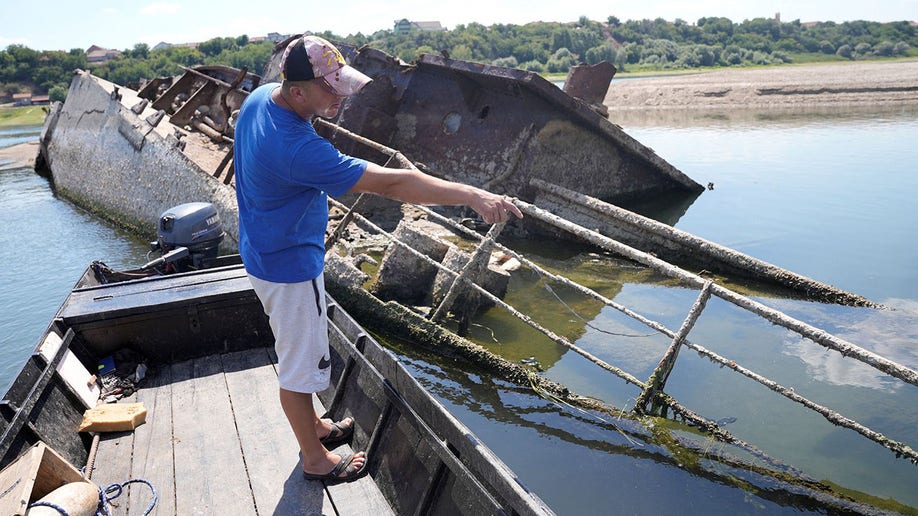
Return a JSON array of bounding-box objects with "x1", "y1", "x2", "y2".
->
[{"x1": 78, "y1": 402, "x2": 147, "y2": 433}]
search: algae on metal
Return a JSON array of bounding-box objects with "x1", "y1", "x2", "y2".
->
[{"x1": 331, "y1": 276, "x2": 903, "y2": 513}]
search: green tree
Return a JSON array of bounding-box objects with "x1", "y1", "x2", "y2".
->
[
  {"x1": 551, "y1": 28, "x2": 572, "y2": 53},
  {"x1": 49, "y1": 84, "x2": 68, "y2": 102},
  {"x1": 161, "y1": 46, "x2": 205, "y2": 67},
  {"x1": 770, "y1": 50, "x2": 792, "y2": 63},
  {"x1": 584, "y1": 43, "x2": 618, "y2": 65},
  {"x1": 449, "y1": 44, "x2": 473, "y2": 61},
  {"x1": 492, "y1": 56, "x2": 518, "y2": 68},
  {"x1": 546, "y1": 47, "x2": 576, "y2": 73},
  {"x1": 128, "y1": 43, "x2": 150, "y2": 59},
  {"x1": 198, "y1": 37, "x2": 237, "y2": 57},
  {"x1": 519, "y1": 60, "x2": 544, "y2": 73},
  {"x1": 751, "y1": 51, "x2": 771, "y2": 64},
  {"x1": 511, "y1": 42, "x2": 548, "y2": 63},
  {"x1": 854, "y1": 41, "x2": 872, "y2": 57},
  {"x1": 873, "y1": 40, "x2": 895, "y2": 56},
  {"x1": 698, "y1": 17, "x2": 734, "y2": 44},
  {"x1": 205, "y1": 41, "x2": 272, "y2": 72},
  {"x1": 731, "y1": 32, "x2": 772, "y2": 52},
  {"x1": 775, "y1": 38, "x2": 802, "y2": 52},
  {"x1": 739, "y1": 18, "x2": 782, "y2": 40},
  {"x1": 5, "y1": 45, "x2": 40, "y2": 82},
  {"x1": 722, "y1": 45, "x2": 744, "y2": 65},
  {"x1": 641, "y1": 39, "x2": 680, "y2": 64}
]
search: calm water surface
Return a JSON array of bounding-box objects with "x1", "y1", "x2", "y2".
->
[
  {"x1": 0, "y1": 125, "x2": 150, "y2": 384},
  {"x1": 2, "y1": 105, "x2": 917, "y2": 514},
  {"x1": 420, "y1": 105, "x2": 918, "y2": 513}
]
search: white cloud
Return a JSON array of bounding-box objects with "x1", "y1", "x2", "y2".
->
[
  {"x1": 141, "y1": 3, "x2": 181, "y2": 16},
  {"x1": 782, "y1": 304, "x2": 918, "y2": 392}
]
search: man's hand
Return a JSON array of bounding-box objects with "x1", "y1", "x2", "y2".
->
[{"x1": 469, "y1": 190, "x2": 523, "y2": 225}]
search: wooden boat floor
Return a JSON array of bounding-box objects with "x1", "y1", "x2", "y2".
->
[{"x1": 90, "y1": 346, "x2": 392, "y2": 516}]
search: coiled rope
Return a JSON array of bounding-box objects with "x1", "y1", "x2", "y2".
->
[{"x1": 27, "y1": 478, "x2": 157, "y2": 516}]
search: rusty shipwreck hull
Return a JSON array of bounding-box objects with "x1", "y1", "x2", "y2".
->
[{"x1": 263, "y1": 42, "x2": 703, "y2": 207}]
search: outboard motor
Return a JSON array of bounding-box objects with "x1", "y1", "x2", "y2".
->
[{"x1": 144, "y1": 202, "x2": 224, "y2": 272}]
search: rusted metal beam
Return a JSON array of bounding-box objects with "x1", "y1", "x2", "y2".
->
[{"x1": 635, "y1": 281, "x2": 713, "y2": 415}]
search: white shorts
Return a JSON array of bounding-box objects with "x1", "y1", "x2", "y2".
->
[{"x1": 248, "y1": 273, "x2": 331, "y2": 394}]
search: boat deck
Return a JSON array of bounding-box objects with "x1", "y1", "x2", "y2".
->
[{"x1": 90, "y1": 346, "x2": 391, "y2": 516}]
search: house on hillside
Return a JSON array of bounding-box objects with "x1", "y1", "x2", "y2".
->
[
  {"x1": 86, "y1": 45, "x2": 121, "y2": 63},
  {"x1": 12, "y1": 93, "x2": 32, "y2": 106},
  {"x1": 267, "y1": 32, "x2": 291, "y2": 43},
  {"x1": 393, "y1": 19, "x2": 446, "y2": 35},
  {"x1": 151, "y1": 41, "x2": 199, "y2": 52}
]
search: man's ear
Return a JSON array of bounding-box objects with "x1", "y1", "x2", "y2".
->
[{"x1": 287, "y1": 81, "x2": 309, "y2": 101}]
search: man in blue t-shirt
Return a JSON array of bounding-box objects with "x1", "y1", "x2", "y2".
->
[{"x1": 234, "y1": 35, "x2": 521, "y2": 483}]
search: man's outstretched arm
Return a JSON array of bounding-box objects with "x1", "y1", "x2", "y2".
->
[{"x1": 350, "y1": 162, "x2": 523, "y2": 225}]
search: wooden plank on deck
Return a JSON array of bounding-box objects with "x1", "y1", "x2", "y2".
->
[
  {"x1": 128, "y1": 364, "x2": 175, "y2": 516},
  {"x1": 90, "y1": 391, "x2": 136, "y2": 516},
  {"x1": 222, "y1": 347, "x2": 335, "y2": 515},
  {"x1": 171, "y1": 356, "x2": 256, "y2": 514}
]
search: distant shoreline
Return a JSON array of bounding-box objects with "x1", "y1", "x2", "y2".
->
[
  {"x1": 4, "y1": 61, "x2": 917, "y2": 170},
  {"x1": 603, "y1": 59, "x2": 918, "y2": 111}
]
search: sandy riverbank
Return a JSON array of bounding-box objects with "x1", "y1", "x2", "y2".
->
[
  {"x1": 0, "y1": 140, "x2": 39, "y2": 169},
  {"x1": 604, "y1": 59, "x2": 918, "y2": 111}
]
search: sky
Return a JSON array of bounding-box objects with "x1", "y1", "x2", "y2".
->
[{"x1": 1, "y1": 0, "x2": 916, "y2": 52}]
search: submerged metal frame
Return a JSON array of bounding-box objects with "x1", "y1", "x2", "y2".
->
[{"x1": 319, "y1": 121, "x2": 918, "y2": 467}]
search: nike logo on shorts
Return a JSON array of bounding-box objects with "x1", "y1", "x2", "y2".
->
[{"x1": 318, "y1": 355, "x2": 331, "y2": 369}]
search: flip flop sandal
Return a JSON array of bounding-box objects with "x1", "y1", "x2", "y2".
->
[
  {"x1": 319, "y1": 417, "x2": 354, "y2": 447},
  {"x1": 303, "y1": 451, "x2": 367, "y2": 483}
]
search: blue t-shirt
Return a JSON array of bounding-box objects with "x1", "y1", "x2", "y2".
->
[{"x1": 234, "y1": 83, "x2": 367, "y2": 282}]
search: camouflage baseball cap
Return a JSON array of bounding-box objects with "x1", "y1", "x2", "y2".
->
[{"x1": 280, "y1": 35, "x2": 371, "y2": 96}]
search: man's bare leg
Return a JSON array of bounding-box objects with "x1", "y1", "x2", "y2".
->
[{"x1": 279, "y1": 388, "x2": 366, "y2": 476}]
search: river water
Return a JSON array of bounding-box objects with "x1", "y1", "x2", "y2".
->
[
  {"x1": 1, "y1": 104, "x2": 917, "y2": 513},
  {"x1": 0, "y1": 125, "x2": 151, "y2": 384}
]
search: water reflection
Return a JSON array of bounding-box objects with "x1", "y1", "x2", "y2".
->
[
  {"x1": 616, "y1": 188, "x2": 701, "y2": 226},
  {"x1": 386, "y1": 337, "x2": 909, "y2": 514},
  {"x1": 777, "y1": 301, "x2": 918, "y2": 391}
]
